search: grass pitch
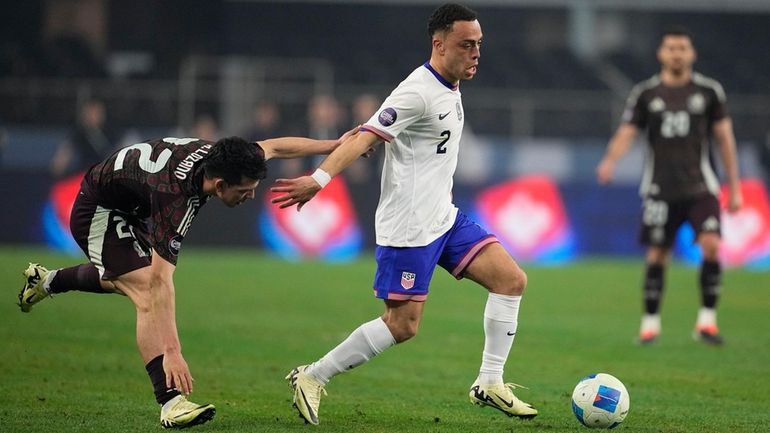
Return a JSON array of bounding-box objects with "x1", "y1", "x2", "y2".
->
[{"x1": 1, "y1": 245, "x2": 768, "y2": 432}]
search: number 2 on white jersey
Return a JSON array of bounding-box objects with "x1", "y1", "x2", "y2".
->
[{"x1": 436, "y1": 130, "x2": 450, "y2": 154}]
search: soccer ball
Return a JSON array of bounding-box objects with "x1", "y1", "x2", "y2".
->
[{"x1": 571, "y1": 373, "x2": 630, "y2": 429}]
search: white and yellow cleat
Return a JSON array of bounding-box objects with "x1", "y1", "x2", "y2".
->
[
  {"x1": 160, "y1": 395, "x2": 215, "y2": 429},
  {"x1": 469, "y1": 379, "x2": 538, "y2": 419},
  {"x1": 286, "y1": 365, "x2": 327, "y2": 425},
  {"x1": 18, "y1": 263, "x2": 52, "y2": 313}
]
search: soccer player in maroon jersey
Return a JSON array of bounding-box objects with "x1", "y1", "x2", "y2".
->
[
  {"x1": 17, "y1": 131, "x2": 355, "y2": 428},
  {"x1": 597, "y1": 28, "x2": 742, "y2": 346}
]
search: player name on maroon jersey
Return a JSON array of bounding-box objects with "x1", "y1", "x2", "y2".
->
[{"x1": 174, "y1": 144, "x2": 212, "y2": 180}]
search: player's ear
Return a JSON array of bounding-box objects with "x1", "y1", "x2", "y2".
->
[
  {"x1": 214, "y1": 178, "x2": 228, "y2": 193},
  {"x1": 432, "y1": 36, "x2": 443, "y2": 54}
]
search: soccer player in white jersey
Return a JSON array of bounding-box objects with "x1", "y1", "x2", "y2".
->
[{"x1": 271, "y1": 3, "x2": 537, "y2": 425}]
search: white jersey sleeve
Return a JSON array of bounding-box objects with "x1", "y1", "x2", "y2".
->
[{"x1": 361, "y1": 86, "x2": 426, "y2": 142}]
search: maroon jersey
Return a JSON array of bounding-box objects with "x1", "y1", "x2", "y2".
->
[
  {"x1": 622, "y1": 73, "x2": 728, "y2": 200},
  {"x1": 83, "y1": 137, "x2": 214, "y2": 264}
]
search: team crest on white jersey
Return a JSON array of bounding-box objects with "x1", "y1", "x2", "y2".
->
[
  {"x1": 401, "y1": 272, "x2": 416, "y2": 290},
  {"x1": 456, "y1": 101, "x2": 463, "y2": 121}
]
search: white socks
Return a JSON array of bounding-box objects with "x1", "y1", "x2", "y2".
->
[
  {"x1": 307, "y1": 317, "x2": 396, "y2": 385},
  {"x1": 640, "y1": 314, "x2": 661, "y2": 334},
  {"x1": 306, "y1": 295, "x2": 523, "y2": 387},
  {"x1": 161, "y1": 395, "x2": 182, "y2": 412},
  {"x1": 478, "y1": 293, "x2": 521, "y2": 385},
  {"x1": 42, "y1": 269, "x2": 57, "y2": 294},
  {"x1": 696, "y1": 307, "x2": 717, "y2": 328}
]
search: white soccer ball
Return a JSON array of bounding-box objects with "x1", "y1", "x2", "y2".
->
[{"x1": 571, "y1": 373, "x2": 630, "y2": 429}]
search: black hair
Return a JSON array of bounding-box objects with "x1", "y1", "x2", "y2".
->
[
  {"x1": 202, "y1": 136, "x2": 266, "y2": 185},
  {"x1": 427, "y1": 3, "x2": 478, "y2": 37},
  {"x1": 660, "y1": 26, "x2": 694, "y2": 45}
]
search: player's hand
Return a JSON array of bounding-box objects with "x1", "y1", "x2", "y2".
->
[
  {"x1": 727, "y1": 188, "x2": 743, "y2": 212},
  {"x1": 335, "y1": 125, "x2": 360, "y2": 148},
  {"x1": 271, "y1": 176, "x2": 322, "y2": 211},
  {"x1": 163, "y1": 351, "x2": 194, "y2": 395},
  {"x1": 361, "y1": 145, "x2": 376, "y2": 158},
  {"x1": 596, "y1": 158, "x2": 615, "y2": 185}
]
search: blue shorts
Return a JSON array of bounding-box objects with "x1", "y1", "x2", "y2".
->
[{"x1": 372, "y1": 210, "x2": 498, "y2": 302}]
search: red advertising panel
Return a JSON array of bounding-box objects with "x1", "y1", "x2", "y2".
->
[
  {"x1": 262, "y1": 176, "x2": 362, "y2": 260},
  {"x1": 475, "y1": 175, "x2": 575, "y2": 262}
]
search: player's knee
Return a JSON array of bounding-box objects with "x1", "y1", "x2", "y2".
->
[
  {"x1": 493, "y1": 267, "x2": 527, "y2": 296},
  {"x1": 514, "y1": 267, "x2": 528, "y2": 293},
  {"x1": 699, "y1": 234, "x2": 720, "y2": 260},
  {"x1": 702, "y1": 244, "x2": 720, "y2": 261},
  {"x1": 393, "y1": 325, "x2": 419, "y2": 343},
  {"x1": 123, "y1": 282, "x2": 153, "y2": 313}
]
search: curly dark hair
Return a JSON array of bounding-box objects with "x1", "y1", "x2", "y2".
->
[
  {"x1": 427, "y1": 3, "x2": 478, "y2": 37},
  {"x1": 202, "y1": 136, "x2": 266, "y2": 185}
]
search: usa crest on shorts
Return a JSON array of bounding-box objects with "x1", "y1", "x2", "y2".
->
[{"x1": 400, "y1": 272, "x2": 416, "y2": 289}]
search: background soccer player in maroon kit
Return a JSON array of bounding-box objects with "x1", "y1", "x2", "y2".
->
[
  {"x1": 597, "y1": 28, "x2": 742, "y2": 346},
  {"x1": 18, "y1": 131, "x2": 355, "y2": 428}
]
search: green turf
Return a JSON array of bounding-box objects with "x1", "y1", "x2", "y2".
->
[{"x1": 1, "y1": 245, "x2": 769, "y2": 432}]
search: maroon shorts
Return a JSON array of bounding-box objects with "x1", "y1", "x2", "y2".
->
[
  {"x1": 69, "y1": 184, "x2": 153, "y2": 279},
  {"x1": 639, "y1": 194, "x2": 721, "y2": 247}
]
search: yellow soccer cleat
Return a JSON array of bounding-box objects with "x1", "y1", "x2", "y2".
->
[
  {"x1": 286, "y1": 365, "x2": 327, "y2": 425},
  {"x1": 160, "y1": 395, "x2": 215, "y2": 429},
  {"x1": 469, "y1": 379, "x2": 538, "y2": 419},
  {"x1": 18, "y1": 263, "x2": 51, "y2": 313}
]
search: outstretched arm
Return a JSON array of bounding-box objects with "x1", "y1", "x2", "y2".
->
[
  {"x1": 259, "y1": 126, "x2": 359, "y2": 160},
  {"x1": 596, "y1": 123, "x2": 639, "y2": 185},
  {"x1": 712, "y1": 117, "x2": 742, "y2": 212},
  {"x1": 270, "y1": 130, "x2": 382, "y2": 210}
]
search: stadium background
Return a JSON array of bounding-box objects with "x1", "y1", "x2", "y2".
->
[
  {"x1": 1, "y1": 0, "x2": 770, "y2": 265},
  {"x1": 3, "y1": 2, "x2": 770, "y2": 433}
]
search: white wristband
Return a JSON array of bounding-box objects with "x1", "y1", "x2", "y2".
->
[{"x1": 311, "y1": 168, "x2": 332, "y2": 188}]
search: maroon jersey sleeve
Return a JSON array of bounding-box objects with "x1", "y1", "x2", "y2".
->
[
  {"x1": 707, "y1": 82, "x2": 728, "y2": 123},
  {"x1": 150, "y1": 192, "x2": 204, "y2": 265},
  {"x1": 622, "y1": 83, "x2": 649, "y2": 129}
]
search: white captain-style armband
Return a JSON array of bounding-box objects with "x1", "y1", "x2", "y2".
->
[{"x1": 311, "y1": 168, "x2": 332, "y2": 188}]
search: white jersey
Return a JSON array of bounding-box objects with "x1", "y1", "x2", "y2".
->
[{"x1": 362, "y1": 63, "x2": 463, "y2": 247}]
